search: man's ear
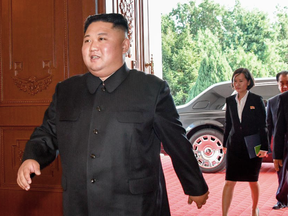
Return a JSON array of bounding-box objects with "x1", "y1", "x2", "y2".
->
[{"x1": 122, "y1": 38, "x2": 130, "y2": 54}]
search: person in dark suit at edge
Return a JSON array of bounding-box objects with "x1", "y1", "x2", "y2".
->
[
  {"x1": 222, "y1": 68, "x2": 268, "y2": 216},
  {"x1": 266, "y1": 71, "x2": 288, "y2": 209},
  {"x1": 272, "y1": 71, "x2": 288, "y2": 210},
  {"x1": 16, "y1": 13, "x2": 209, "y2": 216}
]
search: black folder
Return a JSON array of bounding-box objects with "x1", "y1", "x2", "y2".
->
[{"x1": 244, "y1": 133, "x2": 261, "y2": 159}]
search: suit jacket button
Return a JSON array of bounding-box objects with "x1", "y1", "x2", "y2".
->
[
  {"x1": 91, "y1": 178, "x2": 96, "y2": 183},
  {"x1": 90, "y1": 154, "x2": 96, "y2": 159},
  {"x1": 93, "y1": 129, "x2": 99, "y2": 134}
]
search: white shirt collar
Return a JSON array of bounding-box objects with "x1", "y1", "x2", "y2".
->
[{"x1": 235, "y1": 91, "x2": 249, "y2": 122}]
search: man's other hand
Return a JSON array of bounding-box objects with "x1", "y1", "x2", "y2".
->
[
  {"x1": 273, "y1": 159, "x2": 283, "y2": 172},
  {"x1": 188, "y1": 191, "x2": 209, "y2": 209}
]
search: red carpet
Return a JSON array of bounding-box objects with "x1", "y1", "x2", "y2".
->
[{"x1": 161, "y1": 154, "x2": 288, "y2": 216}]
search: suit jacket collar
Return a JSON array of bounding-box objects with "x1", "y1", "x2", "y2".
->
[
  {"x1": 229, "y1": 95, "x2": 240, "y2": 124},
  {"x1": 230, "y1": 92, "x2": 252, "y2": 124},
  {"x1": 86, "y1": 63, "x2": 130, "y2": 94},
  {"x1": 242, "y1": 92, "x2": 251, "y2": 118}
]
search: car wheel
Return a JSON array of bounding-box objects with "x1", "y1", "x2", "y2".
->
[{"x1": 189, "y1": 129, "x2": 226, "y2": 173}]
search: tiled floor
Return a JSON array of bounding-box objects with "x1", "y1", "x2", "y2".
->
[{"x1": 161, "y1": 155, "x2": 288, "y2": 216}]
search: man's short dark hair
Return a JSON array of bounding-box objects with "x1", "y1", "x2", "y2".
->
[
  {"x1": 231, "y1": 68, "x2": 255, "y2": 90},
  {"x1": 84, "y1": 13, "x2": 129, "y2": 34},
  {"x1": 276, "y1": 70, "x2": 288, "y2": 82}
]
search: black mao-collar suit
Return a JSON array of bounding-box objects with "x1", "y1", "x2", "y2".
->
[{"x1": 22, "y1": 64, "x2": 208, "y2": 216}]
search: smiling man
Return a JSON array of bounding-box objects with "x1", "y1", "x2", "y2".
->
[{"x1": 16, "y1": 13, "x2": 209, "y2": 216}]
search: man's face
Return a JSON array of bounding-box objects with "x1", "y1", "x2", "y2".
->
[
  {"x1": 278, "y1": 74, "x2": 288, "y2": 93},
  {"x1": 82, "y1": 21, "x2": 129, "y2": 81}
]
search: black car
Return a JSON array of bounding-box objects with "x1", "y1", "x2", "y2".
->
[{"x1": 176, "y1": 78, "x2": 279, "y2": 173}]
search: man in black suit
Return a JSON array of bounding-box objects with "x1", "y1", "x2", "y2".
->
[
  {"x1": 268, "y1": 71, "x2": 288, "y2": 209},
  {"x1": 16, "y1": 13, "x2": 209, "y2": 216}
]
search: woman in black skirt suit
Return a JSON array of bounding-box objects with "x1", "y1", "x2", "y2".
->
[{"x1": 222, "y1": 68, "x2": 268, "y2": 216}]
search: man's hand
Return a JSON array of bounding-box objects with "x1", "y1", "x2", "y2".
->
[
  {"x1": 17, "y1": 159, "x2": 41, "y2": 191},
  {"x1": 187, "y1": 191, "x2": 209, "y2": 209},
  {"x1": 273, "y1": 159, "x2": 283, "y2": 172}
]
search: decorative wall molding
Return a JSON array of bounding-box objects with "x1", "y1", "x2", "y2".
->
[
  {"x1": 11, "y1": 139, "x2": 26, "y2": 168},
  {"x1": 12, "y1": 75, "x2": 53, "y2": 96},
  {"x1": 2, "y1": 127, "x2": 62, "y2": 189},
  {"x1": 119, "y1": 0, "x2": 134, "y2": 58}
]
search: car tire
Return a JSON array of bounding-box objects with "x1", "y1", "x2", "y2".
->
[{"x1": 189, "y1": 129, "x2": 226, "y2": 173}]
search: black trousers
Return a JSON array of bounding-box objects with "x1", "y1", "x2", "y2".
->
[{"x1": 276, "y1": 154, "x2": 288, "y2": 205}]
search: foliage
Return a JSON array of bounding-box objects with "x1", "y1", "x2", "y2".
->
[
  {"x1": 188, "y1": 29, "x2": 231, "y2": 99},
  {"x1": 161, "y1": 0, "x2": 288, "y2": 105}
]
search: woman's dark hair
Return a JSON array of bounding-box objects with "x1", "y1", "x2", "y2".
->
[
  {"x1": 84, "y1": 13, "x2": 129, "y2": 34},
  {"x1": 231, "y1": 68, "x2": 255, "y2": 90}
]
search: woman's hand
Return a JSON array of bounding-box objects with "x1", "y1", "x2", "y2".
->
[{"x1": 257, "y1": 150, "x2": 268, "y2": 158}]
